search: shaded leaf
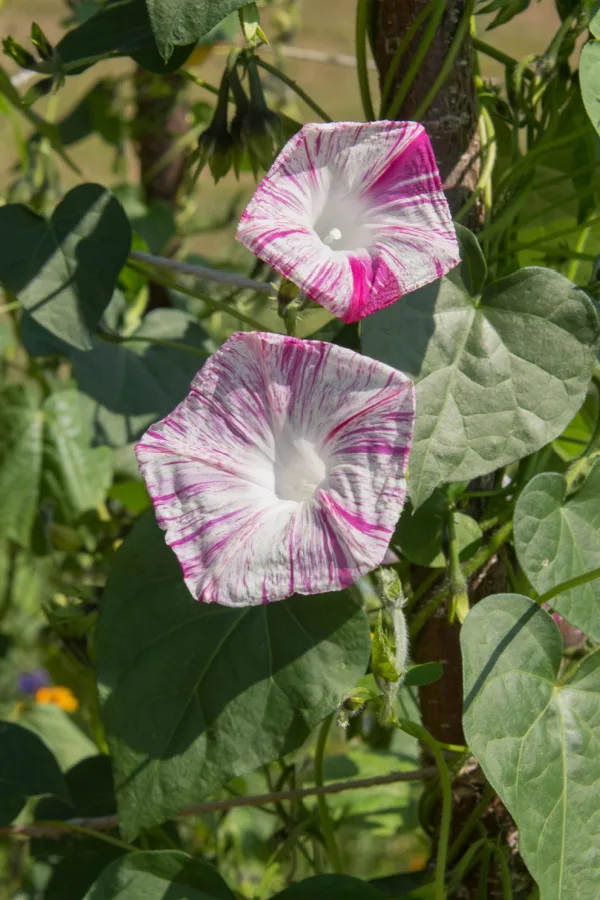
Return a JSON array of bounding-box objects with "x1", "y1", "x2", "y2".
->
[
  {"x1": 147, "y1": 0, "x2": 248, "y2": 61},
  {"x1": 273, "y1": 875, "x2": 385, "y2": 899},
  {"x1": 0, "y1": 386, "x2": 112, "y2": 547},
  {"x1": 514, "y1": 460, "x2": 600, "y2": 640},
  {"x1": 83, "y1": 851, "x2": 235, "y2": 899},
  {"x1": 97, "y1": 514, "x2": 371, "y2": 838},
  {"x1": 396, "y1": 491, "x2": 481, "y2": 568},
  {"x1": 0, "y1": 721, "x2": 70, "y2": 826},
  {"x1": 23, "y1": 308, "x2": 212, "y2": 448},
  {"x1": 363, "y1": 261, "x2": 600, "y2": 507},
  {"x1": 0, "y1": 184, "x2": 131, "y2": 350},
  {"x1": 462, "y1": 593, "x2": 600, "y2": 900},
  {"x1": 57, "y1": 0, "x2": 195, "y2": 75}
]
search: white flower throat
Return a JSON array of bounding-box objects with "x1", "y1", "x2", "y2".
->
[
  {"x1": 313, "y1": 192, "x2": 372, "y2": 252},
  {"x1": 273, "y1": 437, "x2": 328, "y2": 502}
]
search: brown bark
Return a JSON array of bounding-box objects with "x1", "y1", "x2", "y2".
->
[
  {"x1": 373, "y1": 0, "x2": 481, "y2": 216},
  {"x1": 134, "y1": 68, "x2": 189, "y2": 308},
  {"x1": 372, "y1": 5, "x2": 529, "y2": 895}
]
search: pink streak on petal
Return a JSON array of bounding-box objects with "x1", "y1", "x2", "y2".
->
[
  {"x1": 136, "y1": 332, "x2": 415, "y2": 607},
  {"x1": 236, "y1": 121, "x2": 460, "y2": 322}
]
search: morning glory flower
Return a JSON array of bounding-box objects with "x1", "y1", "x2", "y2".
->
[
  {"x1": 236, "y1": 120, "x2": 459, "y2": 322},
  {"x1": 136, "y1": 332, "x2": 415, "y2": 607}
]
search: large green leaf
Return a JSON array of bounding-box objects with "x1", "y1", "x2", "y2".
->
[
  {"x1": 0, "y1": 185, "x2": 131, "y2": 350},
  {"x1": 462, "y1": 594, "x2": 600, "y2": 900},
  {"x1": 97, "y1": 515, "x2": 371, "y2": 838},
  {"x1": 0, "y1": 721, "x2": 70, "y2": 826},
  {"x1": 581, "y1": 40, "x2": 600, "y2": 137},
  {"x1": 0, "y1": 386, "x2": 112, "y2": 546},
  {"x1": 83, "y1": 851, "x2": 235, "y2": 900},
  {"x1": 147, "y1": 0, "x2": 247, "y2": 61},
  {"x1": 362, "y1": 260, "x2": 600, "y2": 507},
  {"x1": 513, "y1": 460, "x2": 600, "y2": 640},
  {"x1": 273, "y1": 875, "x2": 385, "y2": 899},
  {"x1": 57, "y1": 0, "x2": 195, "y2": 74}
]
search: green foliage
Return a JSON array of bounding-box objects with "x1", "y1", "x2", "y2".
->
[
  {"x1": 83, "y1": 851, "x2": 236, "y2": 899},
  {"x1": 514, "y1": 460, "x2": 600, "y2": 639},
  {"x1": 272, "y1": 874, "x2": 385, "y2": 898},
  {"x1": 462, "y1": 594, "x2": 600, "y2": 900},
  {"x1": 24, "y1": 308, "x2": 213, "y2": 447},
  {"x1": 0, "y1": 185, "x2": 131, "y2": 350},
  {"x1": 0, "y1": 386, "x2": 112, "y2": 546},
  {"x1": 57, "y1": 0, "x2": 196, "y2": 74},
  {"x1": 0, "y1": 1, "x2": 600, "y2": 898},
  {"x1": 146, "y1": 0, "x2": 250, "y2": 61},
  {"x1": 97, "y1": 515, "x2": 371, "y2": 838},
  {"x1": 0, "y1": 721, "x2": 70, "y2": 825},
  {"x1": 363, "y1": 254, "x2": 600, "y2": 507}
]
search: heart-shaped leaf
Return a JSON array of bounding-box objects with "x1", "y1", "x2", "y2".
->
[
  {"x1": 363, "y1": 259, "x2": 600, "y2": 507},
  {"x1": 0, "y1": 184, "x2": 131, "y2": 350},
  {"x1": 97, "y1": 515, "x2": 371, "y2": 839},
  {"x1": 0, "y1": 721, "x2": 70, "y2": 826},
  {"x1": 462, "y1": 594, "x2": 600, "y2": 900},
  {"x1": 514, "y1": 459, "x2": 600, "y2": 640},
  {"x1": 0, "y1": 386, "x2": 112, "y2": 546},
  {"x1": 83, "y1": 851, "x2": 235, "y2": 900}
]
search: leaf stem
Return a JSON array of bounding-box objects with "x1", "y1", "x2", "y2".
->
[
  {"x1": 448, "y1": 782, "x2": 494, "y2": 862},
  {"x1": 255, "y1": 57, "x2": 332, "y2": 122},
  {"x1": 125, "y1": 260, "x2": 269, "y2": 332},
  {"x1": 0, "y1": 299, "x2": 21, "y2": 315},
  {"x1": 180, "y1": 69, "x2": 220, "y2": 96},
  {"x1": 314, "y1": 714, "x2": 343, "y2": 873},
  {"x1": 355, "y1": 0, "x2": 375, "y2": 121},
  {"x1": 129, "y1": 250, "x2": 273, "y2": 295},
  {"x1": 97, "y1": 331, "x2": 210, "y2": 359},
  {"x1": 397, "y1": 721, "x2": 451, "y2": 900},
  {"x1": 35, "y1": 820, "x2": 137, "y2": 853},
  {"x1": 493, "y1": 844, "x2": 514, "y2": 900},
  {"x1": 537, "y1": 567, "x2": 600, "y2": 607}
]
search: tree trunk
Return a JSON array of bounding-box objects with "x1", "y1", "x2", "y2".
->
[
  {"x1": 372, "y1": 5, "x2": 528, "y2": 896},
  {"x1": 373, "y1": 0, "x2": 481, "y2": 215}
]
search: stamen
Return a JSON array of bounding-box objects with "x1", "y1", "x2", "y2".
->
[{"x1": 323, "y1": 227, "x2": 343, "y2": 246}]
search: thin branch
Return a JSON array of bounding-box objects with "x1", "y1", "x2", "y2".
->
[
  {"x1": 129, "y1": 250, "x2": 273, "y2": 295},
  {"x1": 0, "y1": 763, "x2": 442, "y2": 841}
]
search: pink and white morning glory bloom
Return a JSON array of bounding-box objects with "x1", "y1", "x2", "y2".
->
[
  {"x1": 136, "y1": 332, "x2": 415, "y2": 607},
  {"x1": 236, "y1": 120, "x2": 460, "y2": 323}
]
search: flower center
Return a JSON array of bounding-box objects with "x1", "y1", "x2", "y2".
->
[
  {"x1": 273, "y1": 437, "x2": 327, "y2": 502},
  {"x1": 313, "y1": 193, "x2": 372, "y2": 252}
]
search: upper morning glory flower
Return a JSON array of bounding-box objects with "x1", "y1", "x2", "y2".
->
[
  {"x1": 236, "y1": 120, "x2": 459, "y2": 323},
  {"x1": 136, "y1": 332, "x2": 415, "y2": 607}
]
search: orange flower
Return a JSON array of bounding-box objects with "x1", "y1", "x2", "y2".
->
[
  {"x1": 34, "y1": 686, "x2": 79, "y2": 713},
  {"x1": 408, "y1": 852, "x2": 428, "y2": 872}
]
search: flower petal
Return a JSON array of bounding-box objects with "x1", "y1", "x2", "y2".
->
[
  {"x1": 236, "y1": 121, "x2": 459, "y2": 323},
  {"x1": 136, "y1": 332, "x2": 415, "y2": 607}
]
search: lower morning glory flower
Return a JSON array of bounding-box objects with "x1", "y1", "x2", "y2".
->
[
  {"x1": 236, "y1": 120, "x2": 459, "y2": 323},
  {"x1": 136, "y1": 332, "x2": 415, "y2": 607}
]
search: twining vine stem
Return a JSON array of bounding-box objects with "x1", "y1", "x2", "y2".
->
[{"x1": 0, "y1": 761, "x2": 448, "y2": 843}]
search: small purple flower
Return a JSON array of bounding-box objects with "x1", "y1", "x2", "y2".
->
[
  {"x1": 236, "y1": 121, "x2": 459, "y2": 323},
  {"x1": 18, "y1": 668, "x2": 50, "y2": 695},
  {"x1": 136, "y1": 332, "x2": 415, "y2": 607}
]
